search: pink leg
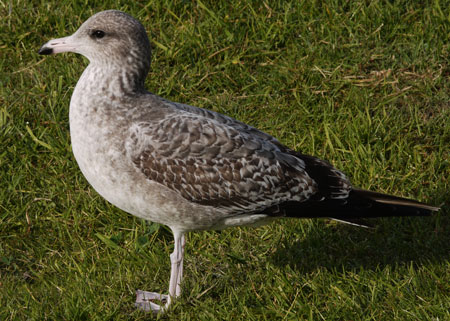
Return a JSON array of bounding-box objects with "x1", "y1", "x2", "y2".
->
[
  {"x1": 166, "y1": 231, "x2": 185, "y2": 305},
  {"x1": 135, "y1": 230, "x2": 185, "y2": 313}
]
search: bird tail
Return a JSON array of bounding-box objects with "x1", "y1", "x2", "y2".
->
[
  {"x1": 279, "y1": 189, "x2": 439, "y2": 220},
  {"x1": 334, "y1": 188, "x2": 439, "y2": 218}
]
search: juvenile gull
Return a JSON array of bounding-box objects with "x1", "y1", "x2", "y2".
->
[{"x1": 38, "y1": 10, "x2": 439, "y2": 313}]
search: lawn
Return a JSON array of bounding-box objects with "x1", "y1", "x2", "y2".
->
[{"x1": 1, "y1": 0, "x2": 449, "y2": 320}]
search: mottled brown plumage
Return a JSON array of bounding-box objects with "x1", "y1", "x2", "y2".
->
[{"x1": 127, "y1": 107, "x2": 320, "y2": 213}]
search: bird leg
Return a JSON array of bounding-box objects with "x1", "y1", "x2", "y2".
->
[
  {"x1": 135, "y1": 231, "x2": 185, "y2": 313},
  {"x1": 171, "y1": 232, "x2": 185, "y2": 298}
]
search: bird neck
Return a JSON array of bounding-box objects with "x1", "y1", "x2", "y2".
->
[{"x1": 80, "y1": 62, "x2": 148, "y2": 97}]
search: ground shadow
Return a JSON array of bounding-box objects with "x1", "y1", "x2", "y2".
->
[{"x1": 270, "y1": 205, "x2": 449, "y2": 272}]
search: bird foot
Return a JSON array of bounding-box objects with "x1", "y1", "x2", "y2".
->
[{"x1": 135, "y1": 289, "x2": 169, "y2": 313}]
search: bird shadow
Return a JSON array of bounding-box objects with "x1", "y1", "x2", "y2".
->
[{"x1": 269, "y1": 209, "x2": 449, "y2": 273}]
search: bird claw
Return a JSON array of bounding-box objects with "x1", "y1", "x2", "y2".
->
[{"x1": 135, "y1": 289, "x2": 169, "y2": 313}]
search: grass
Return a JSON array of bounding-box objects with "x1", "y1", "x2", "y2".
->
[{"x1": 1, "y1": 0, "x2": 449, "y2": 319}]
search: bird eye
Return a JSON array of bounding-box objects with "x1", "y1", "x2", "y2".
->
[{"x1": 91, "y1": 30, "x2": 105, "y2": 39}]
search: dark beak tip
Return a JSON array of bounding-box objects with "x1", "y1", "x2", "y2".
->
[{"x1": 38, "y1": 46, "x2": 53, "y2": 55}]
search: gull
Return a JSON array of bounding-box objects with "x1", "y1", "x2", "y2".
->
[{"x1": 38, "y1": 10, "x2": 439, "y2": 313}]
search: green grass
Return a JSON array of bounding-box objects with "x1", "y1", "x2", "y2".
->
[{"x1": 1, "y1": 0, "x2": 449, "y2": 320}]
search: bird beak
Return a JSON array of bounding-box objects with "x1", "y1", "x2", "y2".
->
[{"x1": 38, "y1": 36, "x2": 75, "y2": 55}]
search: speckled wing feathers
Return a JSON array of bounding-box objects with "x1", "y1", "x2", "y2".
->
[{"x1": 127, "y1": 103, "x2": 320, "y2": 214}]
